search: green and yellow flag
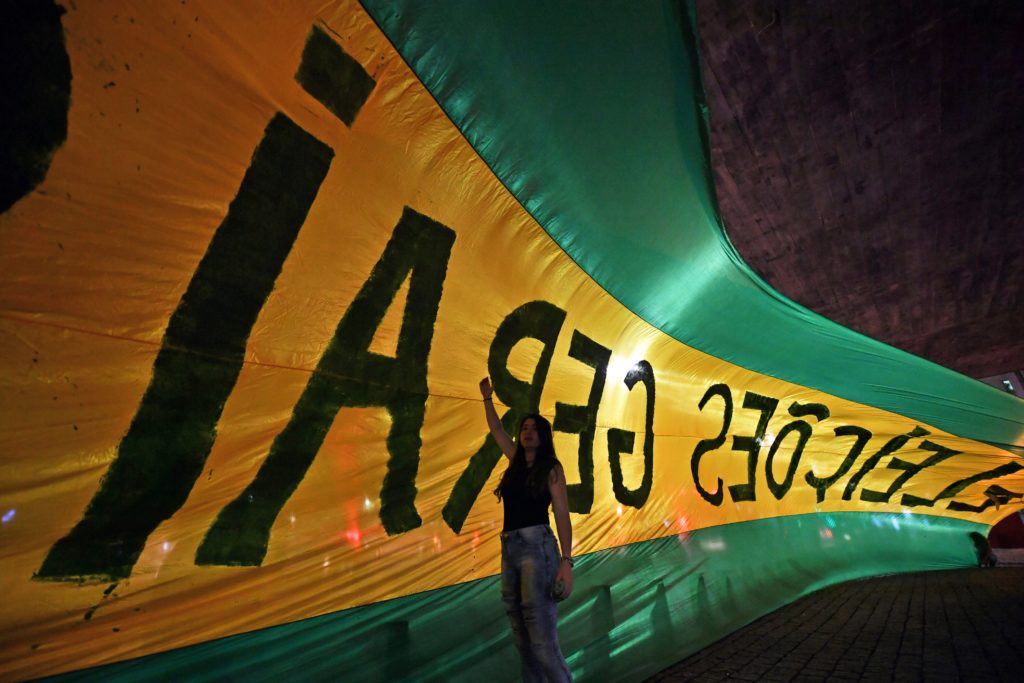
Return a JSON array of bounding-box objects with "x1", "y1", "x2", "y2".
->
[{"x1": 1, "y1": 1, "x2": 1020, "y2": 680}]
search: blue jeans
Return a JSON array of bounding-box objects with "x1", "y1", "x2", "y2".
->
[{"x1": 500, "y1": 524, "x2": 572, "y2": 682}]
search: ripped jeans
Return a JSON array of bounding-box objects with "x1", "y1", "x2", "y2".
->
[{"x1": 500, "y1": 524, "x2": 572, "y2": 682}]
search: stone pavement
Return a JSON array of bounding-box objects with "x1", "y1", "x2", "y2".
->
[{"x1": 647, "y1": 565, "x2": 1024, "y2": 682}]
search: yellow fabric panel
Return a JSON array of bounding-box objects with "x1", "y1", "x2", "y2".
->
[{"x1": 1, "y1": 1, "x2": 1020, "y2": 678}]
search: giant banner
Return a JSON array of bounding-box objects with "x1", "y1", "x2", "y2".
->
[{"x1": 2, "y1": 1, "x2": 1021, "y2": 680}]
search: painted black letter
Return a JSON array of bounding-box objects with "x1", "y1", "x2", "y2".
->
[
  {"x1": 906, "y1": 461, "x2": 1024, "y2": 510},
  {"x1": 608, "y1": 361, "x2": 655, "y2": 509},
  {"x1": 37, "y1": 115, "x2": 334, "y2": 580},
  {"x1": 554, "y1": 331, "x2": 611, "y2": 513},
  {"x1": 727, "y1": 392, "x2": 778, "y2": 502},
  {"x1": 195, "y1": 207, "x2": 455, "y2": 566},
  {"x1": 765, "y1": 401, "x2": 829, "y2": 500},
  {"x1": 442, "y1": 301, "x2": 566, "y2": 533},
  {"x1": 860, "y1": 439, "x2": 960, "y2": 504},
  {"x1": 691, "y1": 384, "x2": 732, "y2": 506},
  {"x1": 804, "y1": 425, "x2": 872, "y2": 503},
  {"x1": 843, "y1": 426, "x2": 929, "y2": 500}
]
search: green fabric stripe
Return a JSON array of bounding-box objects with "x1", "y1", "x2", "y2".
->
[
  {"x1": 358, "y1": 0, "x2": 1023, "y2": 449},
  {"x1": 49, "y1": 512, "x2": 984, "y2": 682}
]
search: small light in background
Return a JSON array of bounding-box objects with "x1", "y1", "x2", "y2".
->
[
  {"x1": 2, "y1": 509, "x2": 15, "y2": 524},
  {"x1": 700, "y1": 538, "x2": 725, "y2": 551},
  {"x1": 607, "y1": 357, "x2": 647, "y2": 383}
]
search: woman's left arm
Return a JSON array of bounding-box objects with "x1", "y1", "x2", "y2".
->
[{"x1": 549, "y1": 464, "x2": 574, "y2": 598}]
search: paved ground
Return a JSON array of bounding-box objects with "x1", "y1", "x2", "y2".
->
[{"x1": 647, "y1": 562, "x2": 1024, "y2": 682}]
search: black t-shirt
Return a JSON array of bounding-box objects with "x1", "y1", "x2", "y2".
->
[{"x1": 501, "y1": 462, "x2": 552, "y2": 532}]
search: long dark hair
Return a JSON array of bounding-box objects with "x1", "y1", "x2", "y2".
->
[{"x1": 495, "y1": 413, "x2": 559, "y2": 501}]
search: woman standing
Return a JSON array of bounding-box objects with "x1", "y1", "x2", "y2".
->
[{"x1": 480, "y1": 377, "x2": 574, "y2": 682}]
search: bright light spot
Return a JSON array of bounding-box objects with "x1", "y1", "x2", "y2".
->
[
  {"x1": 2, "y1": 509, "x2": 15, "y2": 524},
  {"x1": 891, "y1": 518, "x2": 901, "y2": 531},
  {"x1": 820, "y1": 528, "x2": 833, "y2": 540},
  {"x1": 662, "y1": 519, "x2": 670, "y2": 528},
  {"x1": 323, "y1": 558, "x2": 330, "y2": 568},
  {"x1": 162, "y1": 541, "x2": 170, "y2": 553},
  {"x1": 608, "y1": 356, "x2": 645, "y2": 382},
  {"x1": 678, "y1": 515, "x2": 689, "y2": 531},
  {"x1": 290, "y1": 514, "x2": 296, "y2": 525},
  {"x1": 346, "y1": 528, "x2": 362, "y2": 548},
  {"x1": 700, "y1": 539, "x2": 725, "y2": 551},
  {"x1": 616, "y1": 505, "x2": 623, "y2": 517},
  {"x1": 843, "y1": 533, "x2": 851, "y2": 541},
  {"x1": 760, "y1": 431, "x2": 776, "y2": 448},
  {"x1": 363, "y1": 497, "x2": 374, "y2": 511}
]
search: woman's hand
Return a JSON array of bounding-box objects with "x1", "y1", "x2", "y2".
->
[
  {"x1": 480, "y1": 377, "x2": 515, "y2": 458},
  {"x1": 548, "y1": 464, "x2": 574, "y2": 599},
  {"x1": 555, "y1": 560, "x2": 573, "y2": 600}
]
